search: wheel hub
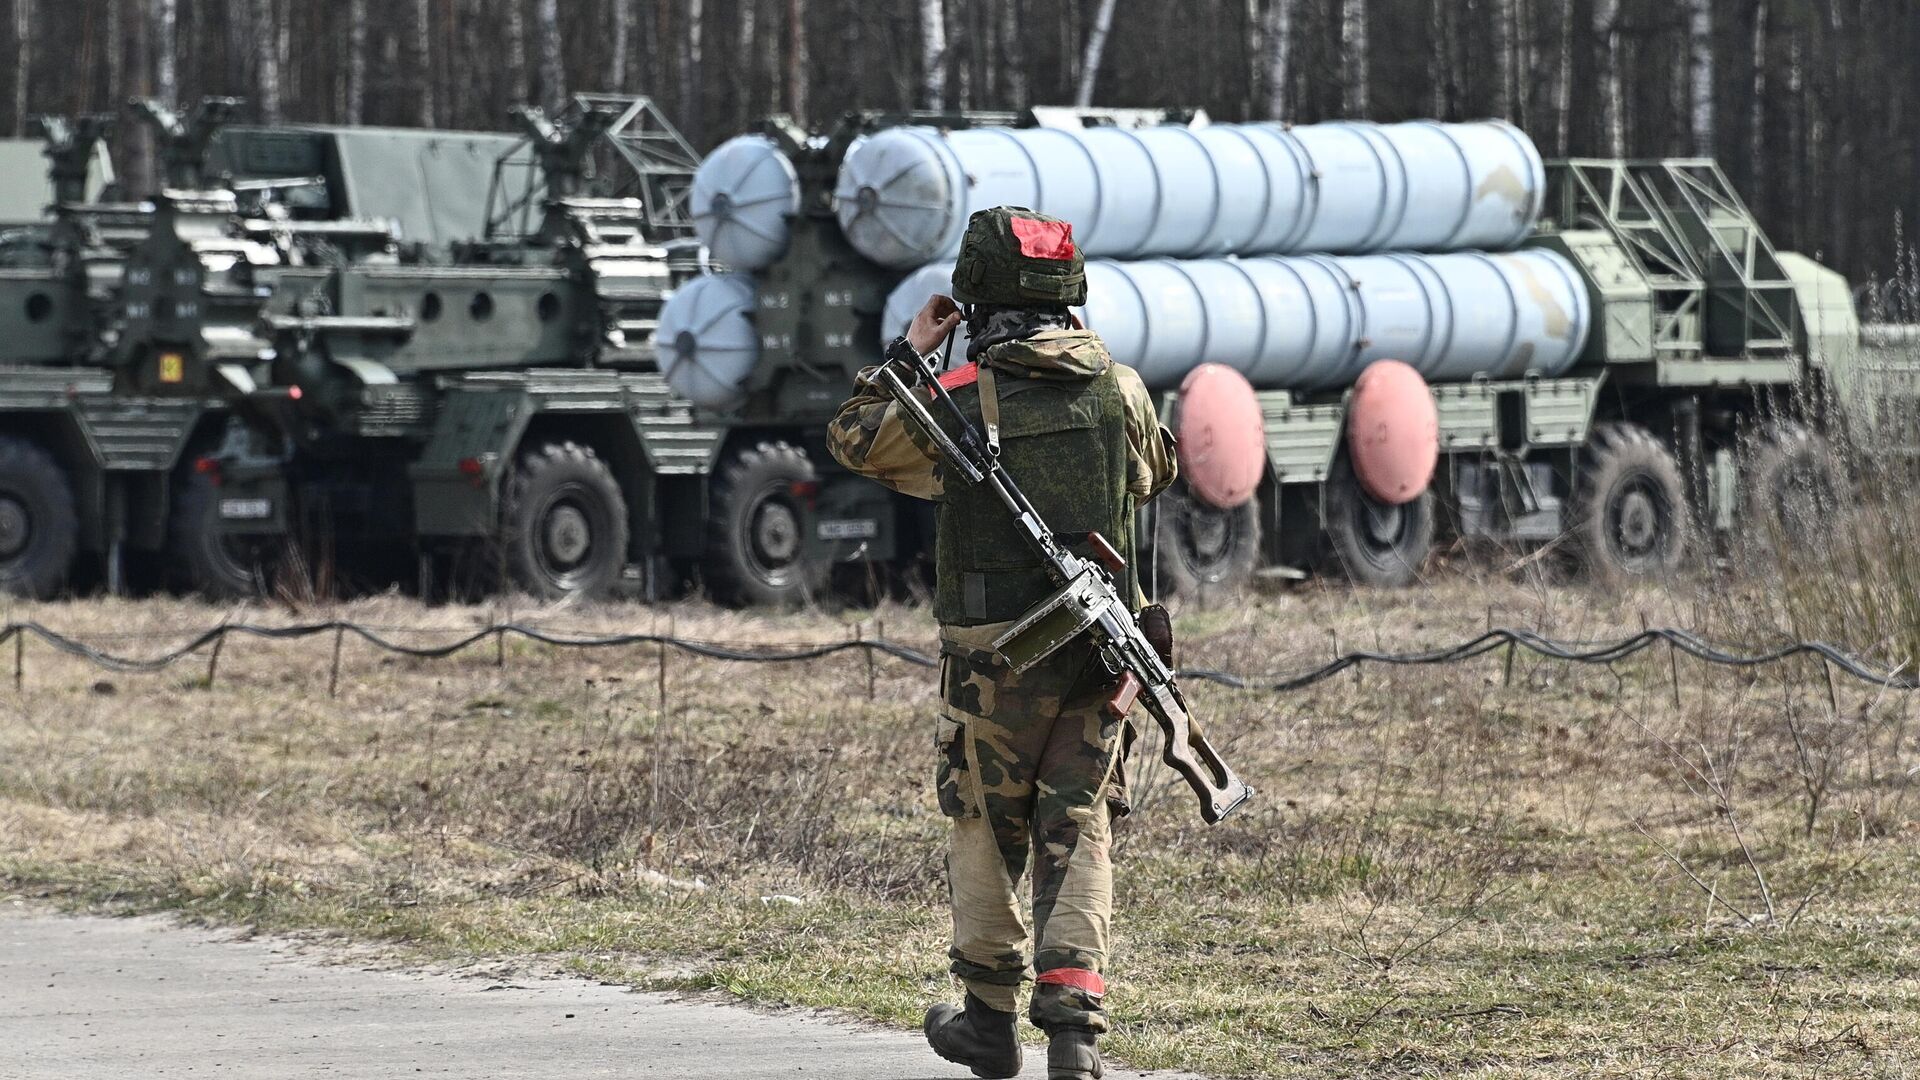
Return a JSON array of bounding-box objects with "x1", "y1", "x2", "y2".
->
[
  {"x1": 1361, "y1": 499, "x2": 1404, "y2": 550},
  {"x1": 752, "y1": 501, "x2": 800, "y2": 567},
  {"x1": 0, "y1": 495, "x2": 28, "y2": 559},
  {"x1": 1613, "y1": 487, "x2": 1660, "y2": 554},
  {"x1": 1186, "y1": 507, "x2": 1231, "y2": 564},
  {"x1": 542, "y1": 503, "x2": 592, "y2": 568}
]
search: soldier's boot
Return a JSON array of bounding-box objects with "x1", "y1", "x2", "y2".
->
[
  {"x1": 923, "y1": 992, "x2": 1022, "y2": 1079},
  {"x1": 1047, "y1": 1027, "x2": 1102, "y2": 1080}
]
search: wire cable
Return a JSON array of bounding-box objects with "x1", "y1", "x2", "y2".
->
[{"x1": 0, "y1": 620, "x2": 1911, "y2": 691}]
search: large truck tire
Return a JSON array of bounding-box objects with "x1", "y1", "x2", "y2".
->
[
  {"x1": 1572, "y1": 422, "x2": 1690, "y2": 581},
  {"x1": 1743, "y1": 422, "x2": 1841, "y2": 554},
  {"x1": 501, "y1": 441, "x2": 630, "y2": 602},
  {"x1": 1143, "y1": 482, "x2": 1260, "y2": 603},
  {"x1": 170, "y1": 470, "x2": 271, "y2": 600},
  {"x1": 1321, "y1": 455, "x2": 1434, "y2": 588},
  {"x1": 706, "y1": 440, "x2": 828, "y2": 608},
  {"x1": 0, "y1": 436, "x2": 79, "y2": 599}
]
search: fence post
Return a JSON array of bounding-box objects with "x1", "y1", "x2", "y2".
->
[
  {"x1": 11, "y1": 628, "x2": 21, "y2": 691},
  {"x1": 205, "y1": 627, "x2": 226, "y2": 690},
  {"x1": 328, "y1": 625, "x2": 345, "y2": 698},
  {"x1": 657, "y1": 615, "x2": 671, "y2": 720}
]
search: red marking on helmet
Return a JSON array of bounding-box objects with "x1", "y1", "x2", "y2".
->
[
  {"x1": 927, "y1": 362, "x2": 979, "y2": 398},
  {"x1": 1035, "y1": 968, "x2": 1105, "y2": 995},
  {"x1": 1010, "y1": 216, "x2": 1076, "y2": 261}
]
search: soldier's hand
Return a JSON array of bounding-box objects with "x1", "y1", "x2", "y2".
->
[{"x1": 907, "y1": 295, "x2": 962, "y2": 355}]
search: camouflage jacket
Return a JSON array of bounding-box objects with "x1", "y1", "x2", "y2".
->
[{"x1": 826, "y1": 328, "x2": 1178, "y2": 505}]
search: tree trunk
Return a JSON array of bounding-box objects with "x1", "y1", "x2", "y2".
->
[
  {"x1": 1749, "y1": 0, "x2": 1767, "y2": 193},
  {"x1": 607, "y1": 0, "x2": 629, "y2": 89},
  {"x1": 224, "y1": 0, "x2": 250, "y2": 100},
  {"x1": 919, "y1": 0, "x2": 945, "y2": 109},
  {"x1": 1342, "y1": 0, "x2": 1368, "y2": 117},
  {"x1": 998, "y1": 0, "x2": 1025, "y2": 106},
  {"x1": 785, "y1": 0, "x2": 808, "y2": 122},
  {"x1": 1594, "y1": 0, "x2": 1622, "y2": 154},
  {"x1": 679, "y1": 0, "x2": 702, "y2": 137},
  {"x1": 1687, "y1": 0, "x2": 1714, "y2": 156},
  {"x1": 153, "y1": 0, "x2": 178, "y2": 105},
  {"x1": 345, "y1": 0, "x2": 367, "y2": 123},
  {"x1": 534, "y1": 0, "x2": 564, "y2": 111},
  {"x1": 1556, "y1": 0, "x2": 1576, "y2": 153},
  {"x1": 1073, "y1": 0, "x2": 1119, "y2": 107},
  {"x1": 412, "y1": 0, "x2": 434, "y2": 125},
  {"x1": 505, "y1": 0, "x2": 529, "y2": 106},
  {"x1": 123, "y1": 0, "x2": 154, "y2": 191},
  {"x1": 13, "y1": 0, "x2": 30, "y2": 134},
  {"x1": 1265, "y1": 0, "x2": 1291, "y2": 120},
  {"x1": 1492, "y1": 0, "x2": 1513, "y2": 116},
  {"x1": 254, "y1": 0, "x2": 281, "y2": 122}
]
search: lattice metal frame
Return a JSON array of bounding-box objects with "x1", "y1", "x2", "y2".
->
[
  {"x1": 485, "y1": 93, "x2": 700, "y2": 241},
  {"x1": 1546, "y1": 158, "x2": 1797, "y2": 360}
]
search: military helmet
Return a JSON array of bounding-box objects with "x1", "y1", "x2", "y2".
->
[{"x1": 950, "y1": 206, "x2": 1087, "y2": 308}]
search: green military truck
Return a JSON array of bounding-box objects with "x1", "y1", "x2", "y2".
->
[
  {"x1": 145, "y1": 96, "x2": 730, "y2": 602},
  {"x1": 0, "y1": 99, "x2": 537, "y2": 598}
]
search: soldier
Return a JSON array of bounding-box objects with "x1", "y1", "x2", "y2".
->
[{"x1": 827, "y1": 207, "x2": 1178, "y2": 1080}]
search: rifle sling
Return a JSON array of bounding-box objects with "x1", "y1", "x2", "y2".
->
[{"x1": 978, "y1": 363, "x2": 1001, "y2": 456}]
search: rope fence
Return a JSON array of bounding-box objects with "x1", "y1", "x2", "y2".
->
[{"x1": 2, "y1": 619, "x2": 1913, "y2": 694}]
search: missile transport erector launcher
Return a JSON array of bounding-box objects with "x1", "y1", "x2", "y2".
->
[
  {"x1": 0, "y1": 99, "x2": 1899, "y2": 607},
  {"x1": 659, "y1": 110, "x2": 1884, "y2": 602}
]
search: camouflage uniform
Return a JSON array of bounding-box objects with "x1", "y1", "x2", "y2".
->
[{"x1": 828, "y1": 328, "x2": 1176, "y2": 1033}]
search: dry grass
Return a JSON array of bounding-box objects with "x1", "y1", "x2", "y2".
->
[{"x1": 3, "y1": 575, "x2": 1918, "y2": 1079}]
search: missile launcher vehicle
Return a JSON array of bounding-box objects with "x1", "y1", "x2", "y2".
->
[
  {"x1": 655, "y1": 109, "x2": 1887, "y2": 601},
  {"x1": 50, "y1": 102, "x2": 1896, "y2": 608},
  {"x1": 0, "y1": 98, "x2": 538, "y2": 598},
  {"x1": 142, "y1": 95, "x2": 725, "y2": 602}
]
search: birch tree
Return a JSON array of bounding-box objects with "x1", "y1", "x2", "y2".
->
[
  {"x1": 1750, "y1": 0, "x2": 1768, "y2": 187},
  {"x1": 1265, "y1": 0, "x2": 1291, "y2": 119},
  {"x1": 1492, "y1": 0, "x2": 1513, "y2": 116},
  {"x1": 13, "y1": 0, "x2": 30, "y2": 134},
  {"x1": 413, "y1": 0, "x2": 434, "y2": 125},
  {"x1": 254, "y1": 0, "x2": 282, "y2": 122},
  {"x1": 920, "y1": 0, "x2": 946, "y2": 109},
  {"x1": 106, "y1": 0, "x2": 123, "y2": 102},
  {"x1": 153, "y1": 0, "x2": 178, "y2": 105},
  {"x1": 1556, "y1": 0, "x2": 1576, "y2": 151},
  {"x1": 1074, "y1": 0, "x2": 1120, "y2": 107},
  {"x1": 1594, "y1": 0, "x2": 1623, "y2": 154},
  {"x1": 504, "y1": 0, "x2": 528, "y2": 106},
  {"x1": 1342, "y1": 0, "x2": 1369, "y2": 117},
  {"x1": 535, "y1": 0, "x2": 565, "y2": 111},
  {"x1": 680, "y1": 0, "x2": 703, "y2": 134},
  {"x1": 1687, "y1": 0, "x2": 1714, "y2": 156},
  {"x1": 345, "y1": 0, "x2": 368, "y2": 123},
  {"x1": 607, "y1": 0, "x2": 629, "y2": 90},
  {"x1": 786, "y1": 0, "x2": 809, "y2": 122},
  {"x1": 998, "y1": 0, "x2": 1025, "y2": 106}
]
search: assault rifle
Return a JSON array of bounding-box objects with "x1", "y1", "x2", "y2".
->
[{"x1": 869, "y1": 334, "x2": 1254, "y2": 824}]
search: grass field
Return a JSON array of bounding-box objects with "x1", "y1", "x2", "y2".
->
[{"x1": 4, "y1": 572, "x2": 1919, "y2": 1078}]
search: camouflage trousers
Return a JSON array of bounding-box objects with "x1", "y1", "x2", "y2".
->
[{"x1": 936, "y1": 619, "x2": 1131, "y2": 1034}]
